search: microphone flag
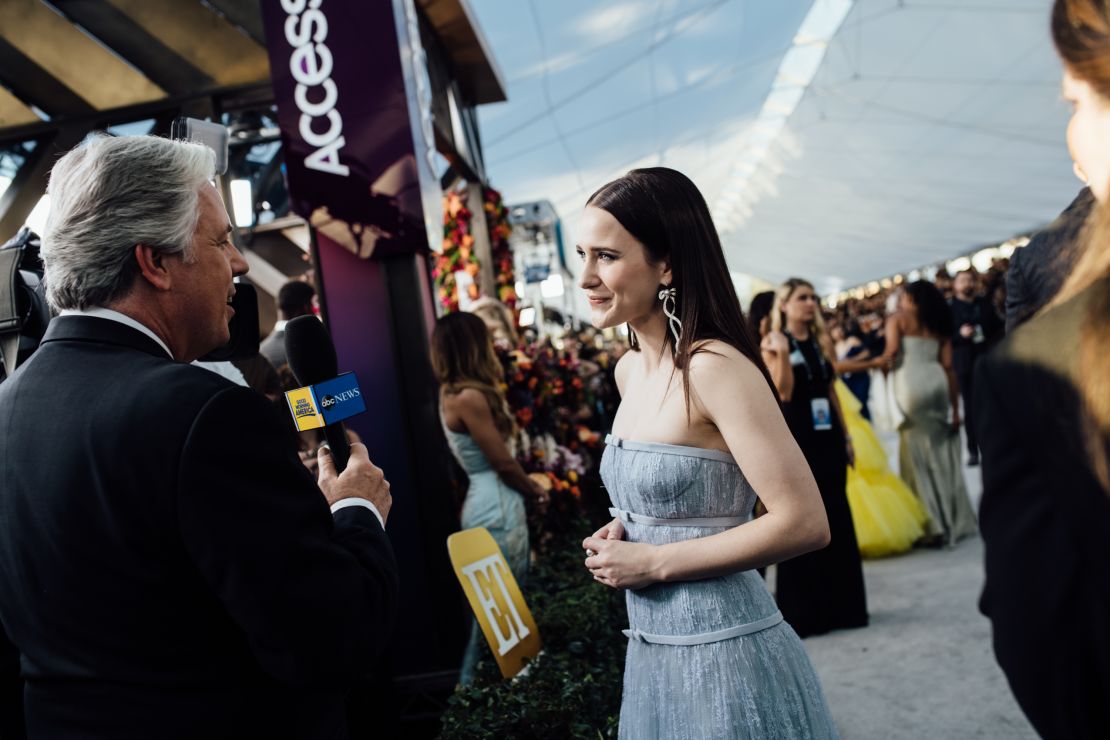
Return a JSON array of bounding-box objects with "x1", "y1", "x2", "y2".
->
[{"x1": 284, "y1": 372, "x2": 366, "y2": 431}]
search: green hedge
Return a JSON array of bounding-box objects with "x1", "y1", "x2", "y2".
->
[{"x1": 439, "y1": 523, "x2": 626, "y2": 739}]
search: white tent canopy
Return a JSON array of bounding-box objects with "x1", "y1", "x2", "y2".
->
[{"x1": 469, "y1": 0, "x2": 1078, "y2": 298}]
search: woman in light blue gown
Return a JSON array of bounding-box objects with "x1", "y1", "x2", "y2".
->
[
  {"x1": 431, "y1": 312, "x2": 547, "y2": 683},
  {"x1": 578, "y1": 168, "x2": 840, "y2": 738}
]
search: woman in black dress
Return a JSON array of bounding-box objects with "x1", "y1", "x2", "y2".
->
[{"x1": 771, "y1": 278, "x2": 869, "y2": 637}]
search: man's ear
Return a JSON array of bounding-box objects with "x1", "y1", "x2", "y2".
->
[{"x1": 134, "y1": 244, "x2": 172, "y2": 291}]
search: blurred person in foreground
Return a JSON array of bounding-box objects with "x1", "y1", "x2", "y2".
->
[
  {"x1": 430, "y1": 312, "x2": 547, "y2": 684},
  {"x1": 976, "y1": 2, "x2": 1110, "y2": 737},
  {"x1": 577, "y1": 169, "x2": 838, "y2": 738},
  {"x1": 948, "y1": 269, "x2": 1003, "y2": 465},
  {"x1": 1007, "y1": 188, "x2": 1095, "y2": 331},
  {"x1": 0, "y1": 135, "x2": 398, "y2": 740},
  {"x1": 878, "y1": 281, "x2": 977, "y2": 547}
]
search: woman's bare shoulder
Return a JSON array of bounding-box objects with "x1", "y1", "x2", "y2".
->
[
  {"x1": 689, "y1": 340, "x2": 763, "y2": 385},
  {"x1": 688, "y1": 341, "x2": 781, "y2": 427},
  {"x1": 442, "y1": 386, "x2": 487, "y2": 412}
]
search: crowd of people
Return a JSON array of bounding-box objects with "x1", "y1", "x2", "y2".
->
[
  {"x1": 1, "y1": 1, "x2": 1108, "y2": 739},
  {"x1": 430, "y1": 1, "x2": 1110, "y2": 734}
]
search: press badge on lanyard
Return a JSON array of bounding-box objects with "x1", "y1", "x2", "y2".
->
[
  {"x1": 811, "y1": 398, "x2": 832, "y2": 431},
  {"x1": 788, "y1": 334, "x2": 833, "y2": 431}
]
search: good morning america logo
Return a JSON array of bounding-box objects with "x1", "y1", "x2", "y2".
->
[
  {"x1": 284, "y1": 373, "x2": 365, "y2": 431},
  {"x1": 281, "y1": 0, "x2": 349, "y2": 177}
]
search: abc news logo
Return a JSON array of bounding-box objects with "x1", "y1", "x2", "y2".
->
[{"x1": 319, "y1": 388, "x2": 361, "y2": 410}]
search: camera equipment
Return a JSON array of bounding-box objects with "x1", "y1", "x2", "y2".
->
[
  {"x1": 0, "y1": 227, "x2": 49, "y2": 380},
  {"x1": 170, "y1": 117, "x2": 229, "y2": 176}
]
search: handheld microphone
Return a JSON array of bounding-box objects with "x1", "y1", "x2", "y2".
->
[{"x1": 285, "y1": 315, "x2": 351, "y2": 472}]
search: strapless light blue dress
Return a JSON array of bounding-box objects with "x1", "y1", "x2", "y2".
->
[{"x1": 601, "y1": 434, "x2": 839, "y2": 739}]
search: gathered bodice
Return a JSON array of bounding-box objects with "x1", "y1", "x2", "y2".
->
[
  {"x1": 600, "y1": 435, "x2": 780, "y2": 637},
  {"x1": 601, "y1": 436, "x2": 756, "y2": 524}
]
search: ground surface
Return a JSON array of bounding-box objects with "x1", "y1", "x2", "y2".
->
[{"x1": 788, "y1": 430, "x2": 1037, "y2": 739}]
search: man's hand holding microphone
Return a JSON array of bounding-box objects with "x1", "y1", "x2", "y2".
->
[
  {"x1": 285, "y1": 314, "x2": 392, "y2": 526},
  {"x1": 317, "y1": 443, "x2": 392, "y2": 524}
]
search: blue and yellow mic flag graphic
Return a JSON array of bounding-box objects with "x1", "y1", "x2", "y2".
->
[{"x1": 284, "y1": 372, "x2": 366, "y2": 431}]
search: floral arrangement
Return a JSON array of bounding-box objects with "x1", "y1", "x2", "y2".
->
[
  {"x1": 500, "y1": 346, "x2": 593, "y2": 453},
  {"x1": 433, "y1": 189, "x2": 480, "y2": 312},
  {"x1": 493, "y1": 342, "x2": 612, "y2": 541},
  {"x1": 433, "y1": 186, "x2": 517, "y2": 313},
  {"x1": 484, "y1": 187, "x2": 517, "y2": 310}
]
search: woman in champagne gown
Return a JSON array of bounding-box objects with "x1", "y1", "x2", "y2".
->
[
  {"x1": 881, "y1": 282, "x2": 976, "y2": 546},
  {"x1": 578, "y1": 168, "x2": 839, "y2": 739}
]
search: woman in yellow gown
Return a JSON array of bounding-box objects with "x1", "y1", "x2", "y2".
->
[{"x1": 836, "y1": 379, "x2": 931, "y2": 557}]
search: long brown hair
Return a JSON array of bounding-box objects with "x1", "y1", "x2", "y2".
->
[
  {"x1": 586, "y1": 167, "x2": 776, "y2": 414},
  {"x1": 1051, "y1": 0, "x2": 1110, "y2": 490},
  {"x1": 430, "y1": 312, "x2": 515, "y2": 438}
]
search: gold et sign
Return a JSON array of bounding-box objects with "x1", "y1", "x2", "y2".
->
[{"x1": 447, "y1": 528, "x2": 541, "y2": 678}]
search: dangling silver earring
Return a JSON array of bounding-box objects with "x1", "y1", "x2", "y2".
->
[{"x1": 658, "y1": 286, "x2": 682, "y2": 347}]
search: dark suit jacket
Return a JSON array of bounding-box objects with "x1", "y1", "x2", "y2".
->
[
  {"x1": 949, "y1": 296, "x2": 1001, "y2": 376},
  {"x1": 1005, "y1": 187, "x2": 1094, "y2": 332},
  {"x1": 975, "y1": 278, "x2": 1110, "y2": 740},
  {"x1": 0, "y1": 316, "x2": 398, "y2": 739}
]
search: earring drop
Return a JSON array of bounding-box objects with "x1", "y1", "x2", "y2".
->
[{"x1": 658, "y1": 286, "x2": 682, "y2": 346}]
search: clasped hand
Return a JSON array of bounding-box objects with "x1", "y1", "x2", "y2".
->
[{"x1": 582, "y1": 517, "x2": 659, "y2": 590}]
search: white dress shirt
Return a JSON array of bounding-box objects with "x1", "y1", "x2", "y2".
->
[
  {"x1": 59, "y1": 307, "x2": 383, "y2": 527},
  {"x1": 60, "y1": 306, "x2": 173, "y2": 358}
]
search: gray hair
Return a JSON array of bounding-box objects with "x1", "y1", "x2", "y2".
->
[{"x1": 41, "y1": 134, "x2": 216, "y2": 310}]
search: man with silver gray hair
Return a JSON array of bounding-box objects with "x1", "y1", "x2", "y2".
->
[{"x1": 0, "y1": 135, "x2": 398, "y2": 739}]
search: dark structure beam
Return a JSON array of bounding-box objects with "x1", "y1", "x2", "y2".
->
[
  {"x1": 202, "y1": 0, "x2": 266, "y2": 45},
  {"x1": 417, "y1": 0, "x2": 506, "y2": 105},
  {"x1": 0, "y1": 82, "x2": 271, "y2": 145},
  {"x1": 48, "y1": 0, "x2": 217, "y2": 96},
  {"x1": 0, "y1": 37, "x2": 93, "y2": 117}
]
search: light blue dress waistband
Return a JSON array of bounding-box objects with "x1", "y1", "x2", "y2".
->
[
  {"x1": 623, "y1": 610, "x2": 784, "y2": 645},
  {"x1": 609, "y1": 507, "x2": 750, "y2": 528}
]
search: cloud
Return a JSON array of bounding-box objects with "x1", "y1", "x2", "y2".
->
[
  {"x1": 575, "y1": 1, "x2": 654, "y2": 42},
  {"x1": 510, "y1": 50, "x2": 586, "y2": 83}
]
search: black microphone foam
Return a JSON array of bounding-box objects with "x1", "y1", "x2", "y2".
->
[
  {"x1": 285, "y1": 315, "x2": 338, "y2": 386},
  {"x1": 284, "y1": 315, "x2": 350, "y2": 471}
]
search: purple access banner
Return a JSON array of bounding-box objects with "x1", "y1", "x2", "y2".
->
[{"x1": 261, "y1": 0, "x2": 442, "y2": 258}]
